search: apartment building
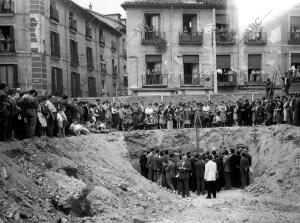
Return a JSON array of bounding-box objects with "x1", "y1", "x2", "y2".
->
[
  {"x1": 0, "y1": 0, "x2": 126, "y2": 97},
  {"x1": 122, "y1": 0, "x2": 300, "y2": 96}
]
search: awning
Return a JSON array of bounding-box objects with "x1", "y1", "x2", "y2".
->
[
  {"x1": 291, "y1": 16, "x2": 300, "y2": 28},
  {"x1": 217, "y1": 55, "x2": 230, "y2": 69},
  {"x1": 291, "y1": 53, "x2": 300, "y2": 64},
  {"x1": 248, "y1": 54, "x2": 262, "y2": 69},
  {"x1": 216, "y1": 14, "x2": 230, "y2": 25},
  {"x1": 183, "y1": 55, "x2": 199, "y2": 64},
  {"x1": 145, "y1": 55, "x2": 162, "y2": 63}
]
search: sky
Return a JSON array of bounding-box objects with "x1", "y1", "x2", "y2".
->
[{"x1": 73, "y1": 0, "x2": 126, "y2": 17}]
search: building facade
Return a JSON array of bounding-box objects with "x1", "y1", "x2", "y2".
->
[
  {"x1": 0, "y1": 0, "x2": 127, "y2": 97},
  {"x1": 122, "y1": 0, "x2": 300, "y2": 96}
]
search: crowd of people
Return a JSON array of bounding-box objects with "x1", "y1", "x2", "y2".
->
[
  {"x1": 139, "y1": 146, "x2": 252, "y2": 199},
  {"x1": 0, "y1": 82, "x2": 299, "y2": 142}
]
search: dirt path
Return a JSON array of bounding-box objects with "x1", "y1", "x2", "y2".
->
[{"x1": 151, "y1": 189, "x2": 300, "y2": 223}]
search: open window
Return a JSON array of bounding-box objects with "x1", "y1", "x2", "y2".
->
[
  {"x1": 217, "y1": 55, "x2": 231, "y2": 82},
  {"x1": 183, "y1": 14, "x2": 197, "y2": 33},
  {"x1": 143, "y1": 14, "x2": 161, "y2": 41},
  {"x1": 145, "y1": 55, "x2": 162, "y2": 85},
  {"x1": 248, "y1": 54, "x2": 262, "y2": 82},
  {"x1": 0, "y1": 26, "x2": 15, "y2": 53},
  {"x1": 183, "y1": 55, "x2": 200, "y2": 85},
  {"x1": 289, "y1": 16, "x2": 300, "y2": 44}
]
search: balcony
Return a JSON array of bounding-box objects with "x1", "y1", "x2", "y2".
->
[
  {"x1": 288, "y1": 32, "x2": 300, "y2": 45},
  {"x1": 216, "y1": 31, "x2": 236, "y2": 45},
  {"x1": 142, "y1": 74, "x2": 168, "y2": 88},
  {"x1": 85, "y1": 27, "x2": 92, "y2": 40},
  {"x1": 0, "y1": 0, "x2": 14, "y2": 14},
  {"x1": 179, "y1": 32, "x2": 203, "y2": 45},
  {"x1": 217, "y1": 72, "x2": 237, "y2": 87},
  {"x1": 244, "y1": 32, "x2": 267, "y2": 45},
  {"x1": 50, "y1": 6, "x2": 59, "y2": 23},
  {"x1": 0, "y1": 40, "x2": 15, "y2": 54},
  {"x1": 245, "y1": 72, "x2": 265, "y2": 85},
  {"x1": 69, "y1": 19, "x2": 77, "y2": 33},
  {"x1": 180, "y1": 75, "x2": 205, "y2": 87},
  {"x1": 141, "y1": 31, "x2": 165, "y2": 45}
]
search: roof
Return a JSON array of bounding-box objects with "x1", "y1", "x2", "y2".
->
[{"x1": 121, "y1": 0, "x2": 228, "y2": 10}]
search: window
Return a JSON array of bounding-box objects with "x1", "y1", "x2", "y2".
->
[
  {"x1": 183, "y1": 14, "x2": 197, "y2": 33},
  {"x1": 111, "y1": 40, "x2": 116, "y2": 52},
  {"x1": 101, "y1": 80, "x2": 106, "y2": 96},
  {"x1": 216, "y1": 14, "x2": 230, "y2": 30},
  {"x1": 85, "y1": 21, "x2": 92, "y2": 39},
  {"x1": 99, "y1": 29, "x2": 105, "y2": 45},
  {"x1": 143, "y1": 14, "x2": 161, "y2": 41},
  {"x1": 145, "y1": 55, "x2": 162, "y2": 85},
  {"x1": 71, "y1": 72, "x2": 81, "y2": 97},
  {"x1": 248, "y1": 54, "x2": 262, "y2": 82},
  {"x1": 289, "y1": 16, "x2": 300, "y2": 44},
  {"x1": 217, "y1": 55, "x2": 231, "y2": 82},
  {"x1": 86, "y1": 47, "x2": 93, "y2": 70},
  {"x1": 0, "y1": 64, "x2": 18, "y2": 88},
  {"x1": 113, "y1": 83, "x2": 117, "y2": 96},
  {"x1": 0, "y1": 26, "x2": 15, "y2": 53},
  {"x1": 88, "y1": 76, "x2": 97, "y2": 97},
  {"x1": 0, "y1": 0, "x2": 14, "y2": 14},
  {"x1": 100, "y1": 55, "x2": 106, "y2": 73},
  {"x1": 51, "y1": 67, "x2": 63, "y2": 96},
  {"x1": 50, "y1": 0, "x2": 59, "y2": 23},
  {"x1": 112, "y1": 59, "x2": 115, "y2": 74},
  {"x1": 182, "y1": 55, "x2": 200, "y2": 85},
  {"x1": 70, "y1": 40, "x2": 79, "y2": 67},
  {"x1": 50, "y1": 31, "x2": 60, "y2": 58},
  {"x1": 69, "y1": 11, "x2": 77, "y2": 32}
]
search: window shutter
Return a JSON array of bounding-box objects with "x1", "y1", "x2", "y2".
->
[
  {"x1": 183, "y1": 55, "x2": 199, "y2": 64},
  {"x1": 51, "y1": 67, "x2": 56, "y2": 94},
  {"x1": 57, "y1": 69, "x2": 63, "y2": 95},
  {"x1": 248, "y1": 54, "x2": 262, "y2": 69},
  {"x1": 13, "y1": 65, "x2": 18, "y2": 88},
  {"x1": 217, "y1": 55, "x2": 231, "y2": 69}
]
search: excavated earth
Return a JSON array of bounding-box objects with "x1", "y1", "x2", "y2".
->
[{"x1": 0, "y1": 125, "x2": 299, "y2": 223}]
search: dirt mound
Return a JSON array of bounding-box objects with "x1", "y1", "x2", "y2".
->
[
  {"x1": 0, "y1": 125, "x2": 299, "y2": 222},
  {"x1": 124, "y1": 125, "x2": 300, "y2": 202},
  {"x1": 0, "y1": 134, "x2": 187, "y2": 222}
]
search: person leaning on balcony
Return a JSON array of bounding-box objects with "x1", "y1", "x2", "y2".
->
[
  {"x1": 291, "y1": 27, "x2": 296, "y2": 40},
  {"x1": 0, "y1": 31, "x2": 5, "y2": 52}
]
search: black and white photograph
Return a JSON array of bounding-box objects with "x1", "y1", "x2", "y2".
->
[{"x1": 0, "y1": 0, "x2": 300, "y2": 222}]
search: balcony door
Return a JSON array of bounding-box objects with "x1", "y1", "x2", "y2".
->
[
  {"x1": 71, "y1": 72, "x2": 81, "y2": 97},
  {"x1": 217, "y1": 55, "x2": 231, "y2": 82},
  {"x1": 145, "y1": 55, "x2": 162, "y2": 85},
  {"x1": 183, "y1": 55, "x2": 199, "y2": 85},
  {"x1": 144, "y1": 14, "x2": 160, "y2": 41},
  {"x1": 183, "y1": 14, "x2": 197, "y2": 34},
  {"x1": 0, "y1": 64, "x2": 18, "y2": 88},
  {"x1": 248, "y1": 54, "x2": 262, "y2": 82},
  {"x1": 0, "y1": 26, "x2": 15, "y2": 53}
]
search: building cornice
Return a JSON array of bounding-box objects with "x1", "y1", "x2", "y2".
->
[{"x1": 122, "y1": 0, "x2": 229, "y2": 10}]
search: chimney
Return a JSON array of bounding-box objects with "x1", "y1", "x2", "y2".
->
[{"x1": 89, "y1": 2, "x2": 92, "y2": 11}]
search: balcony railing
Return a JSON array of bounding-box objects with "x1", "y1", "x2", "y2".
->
[
  {"x1": 141, "y1": 31, "x2": 165, "y2": 45},
  {"x1": 245, "y1": 72, "x2": 265, "y2": 85},
  {"x1": 142, "y1": 74, "x2": 168, "y2": 87},
  {"x1": 180, "y1": 74, "x2": 205, "y2": 87},
  {"x1": 50, "y1": 6, "x2": 59, "y2": 23},
  {"x1": 288, "y1": 32, "x2": 300, "y2": 45},
  {"x1": 0, "y1": 0, "x2": 14, "y2": 14},
  {"x1": 216, "y1": 31, "x2": 236, "y2": 45},
  {"x1": 0, "y1": 40, "x2": 15, "y2": 54},
  {"x1": 69, "y1": 19, "x2": 77, "y2": 32},
  {"x1": 179, "y1": 32, "x2": 203, "y2": 45},
  {"x1": 86, "y1": 27, "x2": 92, "y2": 40},
  {"x1": 244, "y1": 32, "x2": 267, "y2": 45},
  {"x1": 217, "y1": 72, "x2": 237, "y2": 87}
]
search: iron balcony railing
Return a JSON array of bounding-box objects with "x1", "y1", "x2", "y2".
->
[
  {"x1": 244, "y1": 32, "x2": 267, "y2": 45},
  {"x1": 142, "y1": 73, "x2": 168, "y2": 87},
  {"x1": 179, "y1": 32, "x2": 203, "y2": 45},
  {"x1": 0, "y1": 0, "x2": 14, "y2": 14},
  {"x1": 217, "y1": 72, "x2": 237, "y2": 87},
  {"x1": 0, "y1": 40, "x2": 15, "y2": 54},
  {"x1": 288, "y1": 32, "x2": 300, "y2": 45},
  {"x1": 180, "y1": 74, "x2": 205, "y2": 87},
  {"x1": 141, "y1": 31, "x2": 166, "y2": 45},
  {"x1": 216, "y1": 31, "x2": 236, "y2": 45}
]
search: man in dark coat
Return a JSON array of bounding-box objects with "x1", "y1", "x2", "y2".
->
[
  {"x1": 176, "y1": 154, "x2": 191, "y2": 198},
  {"x1": 146, "y1": 149, "x2": 155, "y2": 181},
  {"x1": 229, "y1": 148, "x2": 241, "y2": 188},
  {"x1": 139, "y1": 151, "x2": 148, "y2": 179},
  {"x1": 240, "y1": 153, "x2": 250, "y2": 188},
  {"x1": 195, "y1": 154, "x2": 206, "y2": 195}
]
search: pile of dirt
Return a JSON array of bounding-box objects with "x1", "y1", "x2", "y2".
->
[
  {"x1": 0, "y1": 134, "x2": 188, "y2": 223},
  {"x1": 0, "y1": 125, "x2": 299, "y2": 222},
  {"x1": 124, "y1": 125, "x2": 300, "y2": 202}
]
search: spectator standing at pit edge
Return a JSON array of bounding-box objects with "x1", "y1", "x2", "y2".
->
[{"x1": 205, "y1": 155, "x2": 217, "y2": 199}]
